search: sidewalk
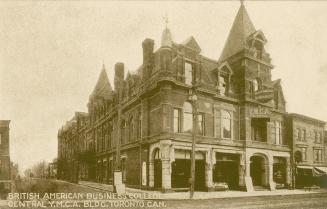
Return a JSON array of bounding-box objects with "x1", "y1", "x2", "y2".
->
[{"x1": 78, "y1": 181, "x2": 327, "y2": 200}]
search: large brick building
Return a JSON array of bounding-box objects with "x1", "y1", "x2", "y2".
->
[
  {"x1": 0, "y1": 120, "x2": 11, "y2": 197},
  {"x1": 57, "y1": 3, "x2": 327, "y2": 192}
]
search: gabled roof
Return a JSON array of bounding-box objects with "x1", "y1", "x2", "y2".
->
[
  {"x1": 181, "y1": 36, "x2": 201, "y2": 53},
  {"x1": 91, "y1": 65, "x2": 113, "y2": 100},
  {"x1": 219, "y1": 3, "x2": 256, "y2": 62}
]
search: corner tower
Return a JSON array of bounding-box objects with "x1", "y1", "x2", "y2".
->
[{"x1": 218, "y1": 2, "x2": 283, "y2": 110}]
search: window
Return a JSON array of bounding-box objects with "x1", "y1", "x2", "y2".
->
[
  {"x1": 253, "y1": 79, "x2": 258, "y2": 92},
  {"x1": 121, "y1": 120, "x2": 126, "y2": 144},
  {"x1": 183, "y1": 102, "x2": 193, "y2": 133},
  {"x1": 218, "y1": 76, "x2": 227, "y2": 96},
  {"x1": 197, "y1": 113, "x2": 205, "y2": 136},
  {"x1": 221, "y1": 110, "x2": 231, "y2": 139},
  {"x1": 300, "y1": 147, "x2": 307, "y2": 161},
  {"x1": 301, "y1": 129, "x2": 306, "y2": 141},
  {"x1": 314, "y1": 149, "x2": 323, "y2": 162},
  {"x1": 251, "y1": 118, "x2": 268, "y2": 142},
  {"x1": 184, "y1": 62, "x2": 193, "y2": 85},
  {"x1": 137, "y1": 113, "x2": 142, "y2": 140},
  {"x1": 108, "y1": 124, "x2": 112, "y2": 149},
  {"x1": 314, "y1": 131, "x2": 318, "y2": 143},
  {"x1": 173, "y1": 108, "x2": 181, "y2": 133},
  {"x1": 129, "y1": 118, "x2": 133, "y2": 141},
  {"x1": 275, "y1": 121, "x2": 282, "y2": 145},
  {"x1": 295, "y1": 128, "x2": 301, "y2": 141},
  {"x1": 316, "y1": 132, "x2": 322, "y2": 144}
]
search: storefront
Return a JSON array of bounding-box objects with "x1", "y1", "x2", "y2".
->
[
  {"x1": 273, "y1": 157, "x2": 287, "y2": 188},
  {"x1": 213, "y1": 153, "x2": 240, "y2": 190},
  {"x1": 171, "y1": 149, "x2": 206, "y2": 191}
]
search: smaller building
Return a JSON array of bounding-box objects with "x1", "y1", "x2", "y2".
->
[
  {"x1": 0, "y1": 120, "x2": 11, "y2": 198},
  {"x1": 286, "y1": 114, "x2": 327, "y2": 188}
]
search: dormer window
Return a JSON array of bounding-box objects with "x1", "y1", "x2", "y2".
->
[
  {"x1": 217, "y1": 62, "x2": 232, "y2": 96},
  {"x1": 184, "y1": 62, "x2": 193, "y2": 85},
  {"x1": 248, "y1": 30, "x2": 267, "y2": 60},
  {"x1": 218, "y1": 75, "x2": 227, "y2": 96}
]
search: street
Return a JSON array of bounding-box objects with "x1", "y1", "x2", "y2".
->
[
  {"x1": 165, "y1": 193, "x2": 327, "y2": 209},
  {"x1": 2, "y1": 179, "x2": 327, "y2": 209}
]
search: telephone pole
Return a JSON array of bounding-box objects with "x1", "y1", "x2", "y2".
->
[{"x1": 189, "y1": 84, "x2": 199, "y2": 199}]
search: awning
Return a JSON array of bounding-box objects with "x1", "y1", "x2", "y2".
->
[
  {"x1": 314, "y1": 167, "x2": 327, "y2": 176},
  {"x1": 315, "y1": 167, "x2": 327, "y2": 173},
  {"x1": 297, "y1": 165, "x2": 313, "y2": 169}
]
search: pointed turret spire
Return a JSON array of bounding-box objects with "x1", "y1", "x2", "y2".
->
[
  {"x1": 91, "y1": 65, "x2": 113, "y2": 100},
  {"x1": 161, "y1": 14, "x2": 173, "y2": 47},
  {"x1": 218, "y1": 2, "x2": 256, "y2": 62}
]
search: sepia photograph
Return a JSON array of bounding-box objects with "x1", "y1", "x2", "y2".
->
[{"x1": 0, "y1": 0, "x2": 327, "y2": 208}]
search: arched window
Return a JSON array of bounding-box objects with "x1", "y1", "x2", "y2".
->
[
  {"x1": 221, "y1": 110, "x2": 231, "y2": 139},
  {"x1": 183, "y1": 102, "x2": 193, "y2": 133}
]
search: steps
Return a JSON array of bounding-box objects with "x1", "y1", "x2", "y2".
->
[{"x1": 253, "y1": 186, "x2": 268, "y2": 191}]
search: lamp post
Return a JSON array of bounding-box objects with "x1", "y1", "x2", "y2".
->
[{"x1": 189, "y1": 85, "x2": 199, "y2": 199}]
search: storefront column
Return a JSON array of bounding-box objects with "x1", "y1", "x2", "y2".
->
[
  {"x1": 245, "y1": 160, "x2": 251, "y2": 177},
  {"x1": 161, "y1": 159, "x2": 171, "y2": 192},
  {"x1": 160, "y1": 140, "x2": 172, "y2": 192},
  {"x1": 205, "y1": 163, "x2": 214, "y2": 191},
  {"x1": 205, "y1": 149, "x2": 214, "y2": 191},
  {"x1": 239, "y1": 164, "x2": 245, "y2": 187},
  {"x1": 286, "y1": 157, "x2": 291, "y2": 186},
  {"x1": 268, "y1": 160, "x2": 276, "y2": 191},
  {"x1": 148, "y1": 161, "x2": 154, "y2": 188},
  {"x1": 244, "y1": 156, "x2": 253, "y2": 192},
  {"x1": 239, "y1": 154, "x2": 245, "y2": 187}
]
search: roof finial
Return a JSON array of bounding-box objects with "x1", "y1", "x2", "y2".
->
[
  {"x1": 240, "y1": 0, "x2": 244, "y2": 6},
  {"x1": 102, "y1": 59, "x2": 105, "y2": 70},
  {"x1": 163, "y1": 13, "x2": 169, "y2": 29}
]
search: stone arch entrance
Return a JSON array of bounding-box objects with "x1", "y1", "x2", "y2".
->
[
  {"x1": 153, "y1": 148, "x2": 162, "y2": 189},
  {"x1": 250, "y1": 154, "x2": 268, "y2": 187}
]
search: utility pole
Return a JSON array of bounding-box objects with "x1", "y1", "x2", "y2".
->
[
  {"x1": 113, "y1": 84, "x2": 126, "y2": 194},
  {"x1": 189, "y1": 84, "x2": 199, "y2": 199}
]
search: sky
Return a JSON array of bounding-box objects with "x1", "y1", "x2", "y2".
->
[{"x1": 1, "y1": 0, "x2": 327, "y2": 173}]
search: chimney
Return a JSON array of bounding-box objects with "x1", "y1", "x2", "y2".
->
[
  {"x1": 114, "y1": 62, "x2": 124, "y2": 92},
  {"x1": 142, "y1": 38, "x2": 154, "y2": 79}
]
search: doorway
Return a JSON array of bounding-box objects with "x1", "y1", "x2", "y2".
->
[
  {"x1": 250, "y1": 155, "x2": 266, "y2": 186},
  {"x1": 153, "y1": 149, "x2": 162, "y2": 189}
]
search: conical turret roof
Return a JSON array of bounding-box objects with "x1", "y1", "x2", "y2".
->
[
  {"x1": 91, "y1": 64, "x2": 113, "y2": 100},
  {"x1": 219, "y1": 3, "x2": 256, "y2": 62}
]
